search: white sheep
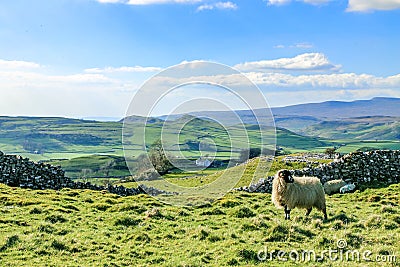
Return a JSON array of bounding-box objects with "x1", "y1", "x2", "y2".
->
[
  {"x1": 323, "y1": 179, "x2": 346, "y2": 195},
  {"x1": 272, "y1": 169, "x2": 327, "y2": 220},
  {"x1": 340, "y1": 183, "x2": 356, "y2": 194}
]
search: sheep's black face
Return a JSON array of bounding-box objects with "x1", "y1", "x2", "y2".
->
[{"x1": 279, "y1": 170, "x2": 294, "y2": 183}]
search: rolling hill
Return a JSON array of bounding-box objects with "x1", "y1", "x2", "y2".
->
[
  {"x1": 301, "y1": 116, "x2": 400, "y2": 140},
  {"x1": 0, "y1": 115, "x2": 330, "y2": 160}
]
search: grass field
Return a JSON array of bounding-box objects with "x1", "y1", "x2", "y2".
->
[{"x1": 0, "y1": 181, "x2": 398, "y2": 266}]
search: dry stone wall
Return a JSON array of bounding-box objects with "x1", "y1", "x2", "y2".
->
[
  {"x1": 0, "y1": 151, "x2": 170, "y2": 196},
  {"x1": 1, "y1": 150, "x2": 399, "y2": 196},
  {"x1": 236, "y1": 150, "x2": 400, "y2": 193}
]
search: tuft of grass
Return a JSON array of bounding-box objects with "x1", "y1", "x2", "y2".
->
[
  {"x1": 29, "y1": 207, "x2": 43, "y2": 214},
  {"x1": 38, "y1": 224, "x2": 56, "y2": 234},
  {"x1": 198, "y1": 229, "x2": 209, "y2": 241},
  {"x1": 343, "y1": 232, "x2": 364, "y2": 249},
  {"x1": 135, "y1": 233, "x2": 151, "y2": 243},
  {"x1": 114, "y1": 217, "x2": 140, "y2": 227},
  {"x1": 51, "y1": 240, "x2": 68, "y2": 251},
  {"x1": 232, "y1": 206, "x2": 256, "y2": 218},
  {"x1": 91, "y1": 203, "x2": 112, "y2": 211},
  {"x1": 200, "y1": 208, "x2": 225, "y2": 215},
  {"x1": 207, "y1": 235, "x2": 222, "y2": 242},
  {"x1": 0, "y1": 235, "x2": 20, "y2": 252},
  {"x1": 364, "y1": 215, "x2": 382, "y2": 229},
  {"x1": 367, "y1": 195, "x2": 381, "y2": 202},
  {"x1": 45, "y1": 214, "x2": 67, "y2": 224},
  {"x1": 219, "y1": 199, "x2": 240, "y2": 208},
  {"x1": 237, "y1": 248, "x2": 259, "y2": 263},
  {"x1": 265, "y1": 225, "x2": 289, "y2": 242},
  {"x1": 145, "y1": 208, "x2": 163, "y2": 219},
  {"x1": 381, "y1": 205, "x2": 396, "y2": 214}
]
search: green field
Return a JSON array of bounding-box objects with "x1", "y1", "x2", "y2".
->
[
  {"x1": 119, "y1": 156, "x2": 312, "y2": 190},
  {"x1": 0, "y1": 181, "x2": 399, "y2": 266},
  {"x1": 302, "y1": 117, "x2": 400, "y2": 141}
]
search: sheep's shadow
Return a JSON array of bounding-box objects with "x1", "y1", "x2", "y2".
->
[{"x1": 324, "y1": 213, "x2": 358, "y2": 224}]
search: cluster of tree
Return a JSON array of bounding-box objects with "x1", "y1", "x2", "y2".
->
[
  {"x1": 324, "y1": 147, "x2": 336, "y2": 158},
  {"x1": 135, "y1": 139, "x2": 173, "y2": 176}
]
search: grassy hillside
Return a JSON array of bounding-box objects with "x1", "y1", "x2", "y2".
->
[
  {"x1": 124, "y1": 156, "x2": 323, "y2": 190},
  {"x1": 48, "y1": 155, "x2": 129, "y2": 179},
  {"x1": 274, "y1": 115, "x2": 321, "y2": 133},
  {"x1": 0, "y1": 181, "x2": 399, "y2": 266},
  {"x1": 0, "y1": 116, "x2": 123, "y2": 161},
  {"x1": 0, "y1": 115, "x2": 332, "y2": 161},
  {"x1": 302, "y1": 116, "x2": 400, "y2": 140}
]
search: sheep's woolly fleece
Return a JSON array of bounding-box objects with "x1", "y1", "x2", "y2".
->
[
  {"x1": 323, "y1": 179, "x2": 346, "y2": 195},
  {"x1": 272, "y1": 171, "x2": 326, "y2": 212}
]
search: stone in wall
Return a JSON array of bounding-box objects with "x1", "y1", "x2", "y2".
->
[
  {"x1": 235, "y1": 150, "x2": 400, "y2": 194},
  {"x1": 0, "y1": 151, "x2": 174, "y2": 197}
]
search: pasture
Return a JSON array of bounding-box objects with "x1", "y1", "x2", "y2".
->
[{"x1": 0, "y1": 182, "x2": 398, "y2": 266}]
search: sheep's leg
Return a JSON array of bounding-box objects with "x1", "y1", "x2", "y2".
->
[
  {"x1": 322, "y1": 208, "x2": 328, "y2": 220},
  {"x1": 284, "y1": 205, "x2": 291, "y2": 220},
  {"x1": 305, "y1": 207, "x2": 312, "y2": 216}
]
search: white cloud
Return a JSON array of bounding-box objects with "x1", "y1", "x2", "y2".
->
[
  {"x1": 85, "y1": 66, "x2": 162, "y2": 73},
  {"x1": 267, "y1": 0, "x2": 290, "y2": 5},
  {"x1": 127, "y1": 0, "x2": 201, "y2": 4},
  {"x1": 234, "y1": 53, "x2": 341, "y2": 72},
  {"x1": 1, "y1": 57, "x2": 399, "y2": 117},
  {"x1": 303, "y1": 0, "x2": 331, "y2": 4},
  {"x1": 0, "y1": 58, "x2": 141, "y2": 117},
  {"x1": 197, "y1": 1, "x2": 238, "y2": 11},
  {"x1": 0, "y1": 59, "x2": 41, "y2": 70},
  {"x1": 292, "y1": 42, "x2": 313, "y2": 49},
  {"x1": 267, "y1": 0, "x2": 331, "y2": 6},
  {"x1": 346, "y1": 0, "x2": 400, "y2": 12},
  {"x1": 273, "y1": 43, "x2": 314, "y2": 49},
  {"x1": 244, "y1": 72, "x2": 400, "y2": 89}
]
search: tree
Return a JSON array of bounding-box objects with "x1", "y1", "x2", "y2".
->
[
  {"x1": 325, "y1": 147, "x2": 336, "y2": 159},
  {"x1": 148, "y1": 139, "x2": 173, "y2": 175},
  {"x1": 100, "y1": 159, "x2": 116, "y2": 177},
  {"x1": 80, "y1": 168, "x2": 93, "y2": 183},
  {"x1": 134, "y1": 153, "x2": 152, "y2": 174}
]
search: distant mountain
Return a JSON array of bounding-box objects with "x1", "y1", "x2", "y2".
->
[
  {"x1": 122, "y1": 115, "x2": 164, "y2": 124},
  {"x1": 154, "y1": 97, "x2": 400, "y2": 133},
  {"x1": 271, "y1": 97, "x2": 400, "y2": 119},
  {"x1": 82, "y1": 116, "x2": 122, "y2": 122}
]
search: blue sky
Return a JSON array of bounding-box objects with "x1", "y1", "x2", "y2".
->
[{"x1": 1, "y1": 0, "x2": 400, "y2": 118}]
